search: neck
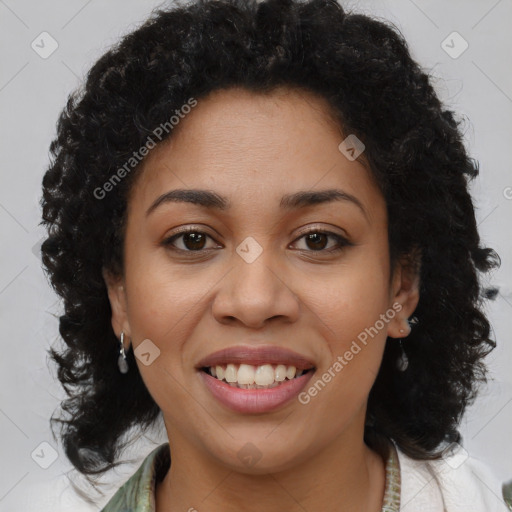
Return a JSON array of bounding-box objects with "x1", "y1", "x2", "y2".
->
[{"x1": 155, "y1": 420, "x2": 386, "y2": 512}]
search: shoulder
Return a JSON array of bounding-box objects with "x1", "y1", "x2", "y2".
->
[
  {"x1": 100, "y1": 442, "x2": 170, "y2": 512},
  {"x1": 395, "y1": 442, "x2": 511, "y2": 512}
]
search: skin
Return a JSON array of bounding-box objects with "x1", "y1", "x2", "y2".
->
[{"x1": 104, "y1": 86, "x2": 420, "y2": 512}]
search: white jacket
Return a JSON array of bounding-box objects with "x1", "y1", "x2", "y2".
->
[{"x1": 396, "y1": 443, "x2": 511, "y2": 511}]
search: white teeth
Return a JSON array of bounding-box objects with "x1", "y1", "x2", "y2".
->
[
  {"x1": 225, "y1": 363, "x2": 237, "y2": 383},
  {"x1": 237, "y1": 364, "x2": 255, "y2": 384},
  {"x1": 286, "y1": 366, "x2": 296, "y2": 380},
  {"x1": 275, "y1": 364, "x2": 287, "y2": 381},
  {"x1": 207, "y1": 363, "x2": 309, "y2": 388},
  {"x1": 254, "y1": 364, "x2": 274, "y2": 386}
]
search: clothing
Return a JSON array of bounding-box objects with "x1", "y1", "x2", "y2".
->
[{"x1": 100, "y1": 441, "x2": 512, "y2": 511}]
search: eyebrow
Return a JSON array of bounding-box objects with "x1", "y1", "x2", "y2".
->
[{"x1": 145, "y1": 188, "x2": 369, "y2": 221}]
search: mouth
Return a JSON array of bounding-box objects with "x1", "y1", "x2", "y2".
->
[
  {"x1": 198, "y1": 365, "x2": 315, "y2": 413},
  {"x1": 196, "y1": 345, "x2": 317, "y2": 413},
  {"x1": 199, "y1": 363, "x2": 315, "y2": 389}
]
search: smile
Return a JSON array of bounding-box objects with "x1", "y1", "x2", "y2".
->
[
  {"x1": 199, "y1": 366, "x2": 315, "y2": 414},
  {"x1": 201, "y1": 363, "x2": 313, "y2": 388}
]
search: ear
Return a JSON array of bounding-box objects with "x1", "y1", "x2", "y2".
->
[
  {"x1": 387, "y1": 248, "x2": 421, "y2": 339},
  {"x1": 102, "y1": 267, "x2": 131, "y2": 345}
]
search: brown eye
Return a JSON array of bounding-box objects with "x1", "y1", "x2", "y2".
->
[
  {"x1": 292, "y1": 230, "x2": 352, "y2": 254},
  {"x1": 180, "y1": 232, "x2": 207, "y2": 250},
  {"x1": 162, "y1": 227, "x2": 351, "y2": 256},
  {"x1": 162, "y1": 229, "x2": 217, "y2": 252},
  {"x1": 304, "y1": 232, "x2": 329, "y2": 251}
]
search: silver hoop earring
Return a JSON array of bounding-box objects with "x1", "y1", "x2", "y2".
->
[
  {"x1": 396, "y1": 339, "x2": 409, "y2": 372},
  {"x1": 118, "y1": 332, "x2": 129, "y2": 374}
]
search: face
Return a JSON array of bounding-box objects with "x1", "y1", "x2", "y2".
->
[{"x1": 105, "y1": 86, "x2": 419, "y2": 473}]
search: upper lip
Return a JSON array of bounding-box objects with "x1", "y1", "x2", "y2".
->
[{"x1": 196, "y1": 345, "x2": 316, "y2": 371}]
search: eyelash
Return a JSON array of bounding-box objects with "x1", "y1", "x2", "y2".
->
[{"x1": 161, "y1": 227, "x2": 352, "y2": 256}]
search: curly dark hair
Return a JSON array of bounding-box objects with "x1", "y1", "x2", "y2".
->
[{"x1": 40, "y1": 0, "x2": 500, "y2": 494}]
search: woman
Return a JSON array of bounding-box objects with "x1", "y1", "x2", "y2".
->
[{"x1": 40, "y1": 0, "x2": 511, "y2": 510}]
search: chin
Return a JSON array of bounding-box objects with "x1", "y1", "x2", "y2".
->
[{"x1": 204, "y1": 433, "x2": 314, "y2": 474}]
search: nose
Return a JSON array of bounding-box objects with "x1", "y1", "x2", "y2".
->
[{"x1": 211, "y1": 247, "x2": 301, "y2": 329}]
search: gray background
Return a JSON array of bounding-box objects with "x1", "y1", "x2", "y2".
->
[{"x1": 1, "y1": 0, "x2": 511, "y2": 510}]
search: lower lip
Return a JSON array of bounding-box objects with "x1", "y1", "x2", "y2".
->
[{"x1": 199, "y1": 370, "x2": 315, "y2": 414}]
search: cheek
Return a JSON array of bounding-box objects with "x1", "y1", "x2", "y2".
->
[
  {"x1": 299, "y1": 249, "x2": 390, "y2": 406},
  {"x1": 122, "y1": 261, "x2": 201, "y2": 414},
  {"x1": 123, "y1": 244, "x2": 208, "y2": 340},
  {"x1": 312, "y1": 252, "x2": 390, "y2": 346}
]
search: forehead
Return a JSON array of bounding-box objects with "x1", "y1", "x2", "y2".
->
[{"x1": 128, "y1": 86, "x2": 383, "y2": 220}]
